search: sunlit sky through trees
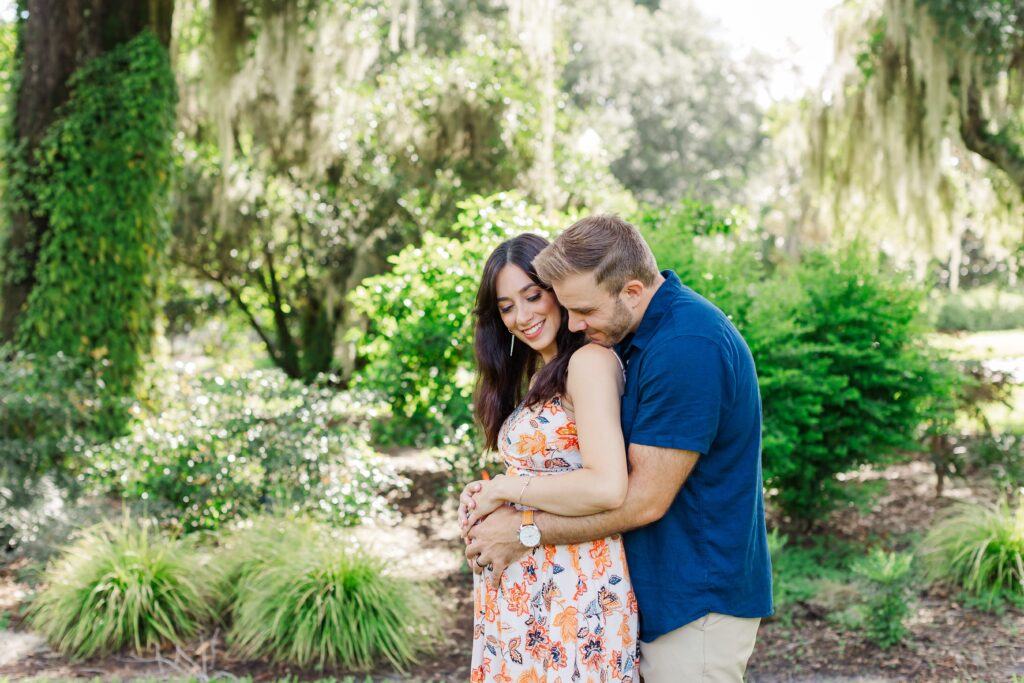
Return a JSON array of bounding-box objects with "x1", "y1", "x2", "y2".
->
[{"x1": 691, "y1": 0, "x2": 838, "y2": 101}]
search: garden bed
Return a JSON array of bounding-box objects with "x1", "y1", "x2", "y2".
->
[{"x1": 1, "y1": 456, "x2": 1021, "y2": 682}]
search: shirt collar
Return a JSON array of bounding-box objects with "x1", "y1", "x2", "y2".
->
[{"x1": 616, "y1": 270, "x2": 682, "y2": 360}]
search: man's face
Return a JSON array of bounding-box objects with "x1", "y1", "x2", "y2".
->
[{"x1": 552, "y1": 272, "x2": 637, "y2": 347}]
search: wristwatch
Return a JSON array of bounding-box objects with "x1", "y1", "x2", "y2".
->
[{"x1": 518, "y1": 510, "x2": 541, "y2": 548}]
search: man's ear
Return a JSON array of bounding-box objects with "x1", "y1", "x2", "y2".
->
[{"x1": 621, "y1": 279, "x2": 645, "y2": 305}]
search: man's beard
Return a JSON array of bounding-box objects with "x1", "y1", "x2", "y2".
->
[{"x1": 588, "y1": 297, "x2": 633, "y2": 347}]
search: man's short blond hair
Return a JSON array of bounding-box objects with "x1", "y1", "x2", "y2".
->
[{"x1": 533, "y1": 214, "x2": 659, "y2": 294}]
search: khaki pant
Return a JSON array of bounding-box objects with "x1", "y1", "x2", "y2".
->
[{"x1": 639, "y1": 612, "x2": 761, "y2": 683}]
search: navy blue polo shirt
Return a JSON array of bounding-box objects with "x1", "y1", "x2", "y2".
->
[{"x1": 617, "y1": 271, "x2": 773, "y2": 642}]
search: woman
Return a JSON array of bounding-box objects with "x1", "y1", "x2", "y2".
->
[{"x1": 462, "y1": 234, "x2": 638, "y2": 682}]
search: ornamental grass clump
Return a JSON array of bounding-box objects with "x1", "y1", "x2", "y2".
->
[
  {"x1": 27, "y1": 518, "x2": 213, "y2": 660},
  {"x1": 223, "y1": 518, "x2": 439, "y2": 672},
  {"x1": 919, "y1": 496, "x2": 1024, "y2": 609}
]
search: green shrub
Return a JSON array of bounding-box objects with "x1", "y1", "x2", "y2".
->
[
  {"x1": 851, "y1": 549, "x2": 915, "y2": 649},
  {"x1": 767, "y1": 530, "x2": 859, "y2": 622},
  {"x1": 80, "y1": 368, "x2": 406, "y2": 532},
  {"x1": 16, "y1": 32, "x2": 176, "y2": 433},
  {"x1": 220, "y1": 517, "x2": 439, "y2": 671},
  {"x1": 349, "y1": 192, "x2": 562, "y2": 449},
  {"x1": 932, "y1": 285, "x2": 1024, "y2": 332},
  {"x1": 919, "y1": 497, "x2": 1024, "y2": 610},
  {"x1": 640, "y1": 203, "x2": 939, "y2": 523},
  {"x1": 759, "y1": 247, "x2": 936, "y2": 523},
  {"x1": 0, "y1": 348, "x2": 112, "y2": 555},
  {"x1": 27, "y1": 518, "x2": 213, "y2": 660}
]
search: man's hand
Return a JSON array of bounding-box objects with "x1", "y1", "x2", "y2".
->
[
  {"x1": 465, "y1": 505, "x2": 526, "y2": 587},
  {"x1": 458, "y1": 480, "x2": 484, "y2": 537}
]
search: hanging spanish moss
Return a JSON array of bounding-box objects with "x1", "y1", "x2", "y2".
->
[{"x1": 805, "y1": 0, "x2": 1022, "y2": 282}]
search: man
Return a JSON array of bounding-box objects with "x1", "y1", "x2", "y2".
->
[{"x1": 463, "y1": 215, "x2": 773, "y2": 682}]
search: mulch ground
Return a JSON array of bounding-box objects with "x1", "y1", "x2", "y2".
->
[{"x1": 1, "y1": 456, "x2": 1021, "y2": 682}]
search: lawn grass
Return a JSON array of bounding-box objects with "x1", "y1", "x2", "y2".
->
[{"x1": 928, "y1": 329, "x2": 1024, "y2": 361}]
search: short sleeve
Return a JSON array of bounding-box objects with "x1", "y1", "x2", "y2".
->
[{"x1": 628, "y1": 335, "x2": 726, "y2": 454}]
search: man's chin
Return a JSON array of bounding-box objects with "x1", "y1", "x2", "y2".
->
[{"x1": 586, "y1": 335, "x2": 613, "y2": 348}]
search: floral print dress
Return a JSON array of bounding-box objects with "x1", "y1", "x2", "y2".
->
[{"x1": 471, "y1": 397, "x2": 639, "y2": 683}]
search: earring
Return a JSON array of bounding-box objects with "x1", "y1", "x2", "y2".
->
[{"x1": 509, "y1": 331, "x2": 515, "y2": 356}]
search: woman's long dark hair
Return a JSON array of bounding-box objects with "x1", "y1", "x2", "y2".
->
[{"x1": 473, "y1": 234, "x2": 587, "y2": 450}]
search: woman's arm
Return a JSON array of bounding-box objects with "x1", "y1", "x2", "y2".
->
[{"x1": 464, "y1": 344, "x2": 627, "y2": 522}]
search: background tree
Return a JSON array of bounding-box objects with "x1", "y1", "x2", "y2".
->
[
  {"x1": 562, "y1": 0, "x2": 767, "y2": 206},
  {"x1": 1, "y1": 0, "x2": 174, "y2": 340},
  {"x1": 802, "y1": 0, "x2": 1023, "y2": 284}
]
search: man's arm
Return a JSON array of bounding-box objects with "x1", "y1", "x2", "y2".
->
[{"x1": 465, "y1": 443, "x2": 698, "y2": 579}]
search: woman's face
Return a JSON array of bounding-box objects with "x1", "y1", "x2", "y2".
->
[{"x1": 495, "y1": 263, "x2": 561, "y2": 363}]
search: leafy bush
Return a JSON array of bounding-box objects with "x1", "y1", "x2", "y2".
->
[
  {"x1": 80, "y1": 368, "x2": 406, "y2": 532},
  {"x1": 27, "y1": 518, "x2": 213, "y2": 660},
  {"x1": 641, "y1": 203, "x2": 938, "y2": 523},
  {"x1": 218, "y1": 517, "x2": 439, "y2": 671},
  {"x1": 931, "y1": 285, "x2": 1024, "y2": 332},
  {"x1": 0, "y1": 348, "x2": 113, "y2": 555},
  {"x1": 919, "y1": 497, "x2": 1024, "y2": 610},
  {"x1": 767, "y1": 530, "x2": 859, "y2": 623},
  {"x1": 349, "y1": 192, "x2": 562, "y2": 448},
  {"x1": 16, "y1": 32, "x2": 176, "y2": 432},
  {"x1": 763, "y1": 247, "x2": 935, "y2": 523},
  {"x1": 851, "y1": 549, "x2": 915, "y2": 649}
]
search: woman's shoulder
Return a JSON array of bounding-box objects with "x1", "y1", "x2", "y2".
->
[{"x1": 567, "y1": 343, "x2": 624, "y2": 379}]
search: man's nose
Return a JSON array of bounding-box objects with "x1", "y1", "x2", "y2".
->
[{"x1": 568, "y1": 314, "x2": 586, "y2": 332}]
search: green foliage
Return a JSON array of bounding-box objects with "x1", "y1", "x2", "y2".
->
[
  {"x1": 931, "y1": 285, "x2": 1024, "y2": 332},
  {"x1": 17, "y1": 32, "x2": 176, "y2": 432},
  {"x1": 920, "y1": 496, "x2": 1024, "y2": 610},
  {"x1": 641, "y1": 202, "x2": 938, "y2": 522},
  {"x1": 759, "y1": 247, "x2": 935, "y2": 523},
  {"x1": 349, "y1": 193, "x2": 561, "y2": 448},
  {"x1": 80, "y1": 368, "x2": 406, "y2": 532},
  {"x1": 218, "y1": 517, "x2": 439, "y2": 671},
  {"x1": 27, "y1": 518, "x2": 214, "y2": 660},
  {"x1": 851, "y1": 549, "x2": 915, "y2": 649},
  {"x1": 767, "y1": 530, "x2": 859, "y2": 622},
  {"x1": 0, "y1": 349, "x2": 100, "y2": 500}
]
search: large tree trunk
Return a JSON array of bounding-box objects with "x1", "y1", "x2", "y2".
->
[{"x1": 0, "y1": 0, "x2": 174, "y2": 342}]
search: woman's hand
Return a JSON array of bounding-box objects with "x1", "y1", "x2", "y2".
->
[{"x1": 465, "y1": 474, "x2": 512, "y2": 528}]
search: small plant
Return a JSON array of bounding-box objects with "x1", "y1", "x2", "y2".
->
[
  {"x1": 222, "y1": 517, "x2": 439, "y2": 671},
  {"x1": 919, "y1": 496, "x2": 1024, "y2": 610},
  {"x1": 27, "y1": 517, "x2": 213, "y2": 659},
  {"x1": 851, "y1": 549, "x2": 915, "y2": 649}
]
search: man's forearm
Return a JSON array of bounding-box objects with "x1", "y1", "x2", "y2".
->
[{"x1": 535, "y1": 492, "x2": 649, "y2": 545}]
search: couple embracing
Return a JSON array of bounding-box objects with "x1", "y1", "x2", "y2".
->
[{"x1": 458, "y1": 215, "x2": 773, "y2": 683}]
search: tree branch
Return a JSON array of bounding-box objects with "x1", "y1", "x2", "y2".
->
[{"x1": 959, "y1": 82, "x2": 1024, "y2": 201}]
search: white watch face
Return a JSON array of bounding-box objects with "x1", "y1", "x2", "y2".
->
[{"x1": 519, "y1": 524, "x2": 541, "y2": 547}]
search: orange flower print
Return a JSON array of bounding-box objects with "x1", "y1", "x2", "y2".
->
[
  {"x1": 542, "y1": 544, "x2": 557, "y2": 571},
  {"x1": 589, "y1": 539, "x2": 612, "y2": 577},
  {"x1": 546, "y1": 641, "x2": 569, "y2": 670},
  {"x1": 472, "y1": 396, "x2": 638, "y2": 682},
  {"x1": 626, "y1": 589, "x2": 639, "y2": 615},
  {"x1": 519, "y1": 555, "x2": 539, "y2": 584},
  {"x1": 524, "y1": 623, "x2": 549, "y2": 658},
  {"x1": 516, "y1": 431, "x2": 547, "y2": 456},
  {"x1": 573, "y1": 574, "x2": 588, "y2": 601},
  {"x1": 552, "y1": 606, "x2": 579, "y2": 641},
  {"x1": 494, "y1": 662, "x2": 513, "y2": 683},
  {"x1": 517, "y1": 668, "x2": 542, "y2": 683},
  {"x1": 507, "y1": 581, "x2": 530, "y2": 616},
  {"x1": 580, "y1": 634, "x2": 606, "y2": 671},
  {"x1": 618, "y1": 616, "x2": 634, "y2": 646},
  {"x1": 554, "y1": 422, "x2": 578, "y2": 450}
]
